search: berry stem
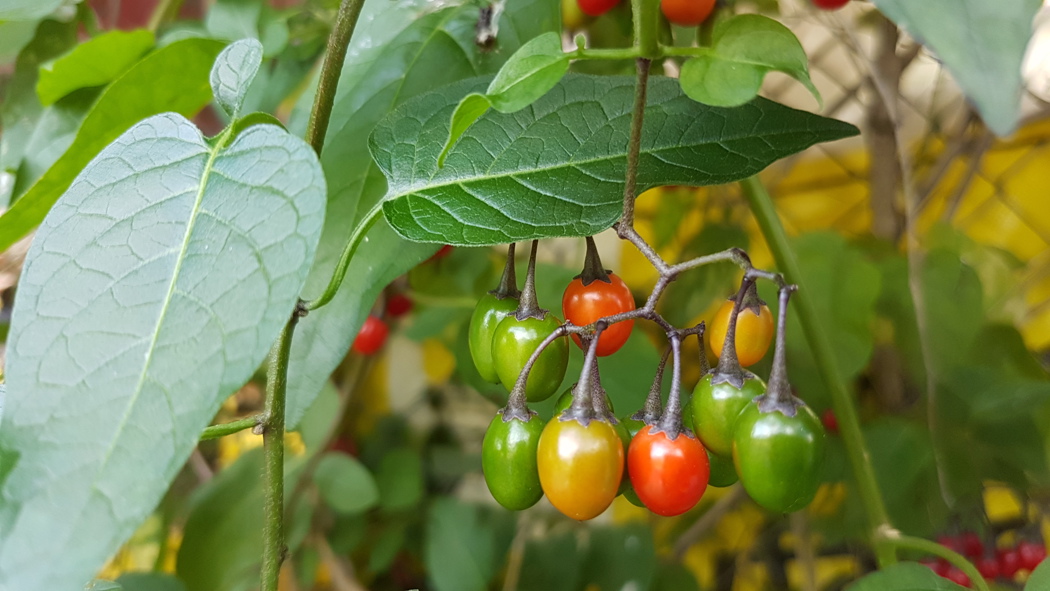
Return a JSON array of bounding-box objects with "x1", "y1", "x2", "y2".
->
[
  {"x1": 493, "y1": 242, "x2": 520, "y2": 299},
  {"x1": 657, "y1": 333, "x2": 684, "y2": 438},
  {"x1": 579, "y1": 236, "x2": 612, "y2": 286},
  {"x1": 514, "y1": 240, "x2": 546, "y2": 320},
  {"x1": 634, "y1": 346, "x2": 670, "y2": 424}
]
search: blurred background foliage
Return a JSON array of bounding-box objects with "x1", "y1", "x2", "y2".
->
[{"x1": 2, "y1": 0, "x2": 1050, "y2": 590}]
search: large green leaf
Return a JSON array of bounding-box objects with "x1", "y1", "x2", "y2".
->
[
  {"x1": 375, "y1": 74, "x2": 858, "y2": 246},
  {"x1": 425, "y1": 498, "x2": 509, "y2": 591},
  {"x1": 0, "y1": 111, "x2": 325, "y2": 588},
  {"x1": 313, "y1": 452, "x2": 379, "y2": 515},
  {"x1": 284, "y1": 0, "x2": 560, "y2": 427},
  {"x1": 847, "y1": 562, "x2": 967, "y2": 590},
  {"x1": 871, "y1": 0, "x2": 1041, "y2": 136},
  {"x1": 0, "y1": 0, "x2": 63, "y2": 21},
  {"x1": 176, "y1": 450, "x2": 310, "y2": 591},
  {"x1": 36, "y1": 29, "x2": 155, "y2": 106},
  {"x1": 115, "y1": 573, "x2": 187, "y2": 591},
  {"x1": 0, "y1": 37, "x2": 225, "y2": 252}
]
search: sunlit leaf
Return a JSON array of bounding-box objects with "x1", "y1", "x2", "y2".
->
[{"x1": 36, "y1": 29, "x2": 154, "y2": 106}]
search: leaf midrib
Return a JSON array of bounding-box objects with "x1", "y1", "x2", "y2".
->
[
  {"x1": 82, "y1": 125, "x2": 226, "y2": 518},
  {"x1": 385, "y1": 118, "x2": 841, "y2": 201}
]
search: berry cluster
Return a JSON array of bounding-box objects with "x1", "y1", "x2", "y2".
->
[
  {"x1": 923, "y1": 532, "x2": 1047, "y2": 587},
  {"x1": 473, "y1": 239, "x2": 826, "y2": 520}
]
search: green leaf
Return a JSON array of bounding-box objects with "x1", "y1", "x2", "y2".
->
[
  {"x1": 85, "y1": 581, "x2": 123, "y2": 591},
  {"x1": 425, "y1": 498, "x2": 504, "y2": 591},
  {"x1": 314, "y1": 452, "x2": 379, "y2": 515},
  {"x1": 205, "y1": 0, "x2": 261, "y2": 44},
  {"x1": 518, "y1": 531, "x2": 581, "y2": 591},
  {"x1": 284, "y1": 0, "x2": 561, "y2": 428},
  {"x1": 679, "y1": 14, "x2": 820, "y2": 108},
  {"x1": 0, "y1": 115, "x2": 325, "y2": 589},
  {"x1": 369, "y1": 523, "x2": 407, "y2": 572},
  {"x1": 36, "y1": 30, "x2": 155, "y2": 106},
  {"x1": 115, "y1": 573, "x2": 187, "y2": 591},
  {"x1": 653, "y1": 563, "x2": 701, "y2": 591},
  {"x1": 846, "y1": 562, "x2": 968, "y2": 590},
  {"x1": 376, "y1": 447, "x2": 424, "y2": 513},
  {"x1": 871, "y1": 0, "x2": 1040, "y2": 136},
  {"x1": 210, "y1": 38, "x2": 263, "y2": 119},
  {"x1": 581, "y1": 526, "x2": 656, "y2": 591},
  {"x1": 440, "y1": 32, "x2": 569, "y2": 163},
  {"x1": 0, "y1": 37, "x2": 225, "y2": 253},
  {"x1": 0, "y1": 384, "x2": 5, "y2": 422},
  {"x1": 0, "y1": 0, "x2": 63, "y2": 21},
  {"x1": 177, "y1": 449, "x2": 310, "y2": 591},
  {"x1": 0, "y1": 20, "x2": 39, "y2": 63},
  {"x1": 376, "y1": 74, "x2": 855, "y2": 246},
  {"x1": 1026, "y1": 558, "x2": 1050, "y2": 590}
]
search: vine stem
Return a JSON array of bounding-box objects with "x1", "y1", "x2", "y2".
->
[
  {"x1": 740, "y1": 175, "x2": 897, "y2": 567},
  {"x1": 877, "y1": 533, "x2": 991, "y2": 591},
  {"x1": 200, "y1": 414, "x2": 263, "y2": 440},
  {"x1": 305, "y1": 0, "x2": 368, "y2": 154},
  {"x1": 261, "y1": 314, "x2": 298, "y2": 591}
]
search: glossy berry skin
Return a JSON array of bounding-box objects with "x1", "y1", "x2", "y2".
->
[
  {"x1": 976, "y1": 555, "x2": 1000, "y2": 579},
  {"x1": 706, "y1": 448, "x2": 738, "y2": 488},
  {"x1": 732, "y1": 402, "x2": 826, "y2": 513},
  {"x1": 660, "y1": 0, "x2": 715, "y2": 26},
  {"x1": 468, "y1": 294, "x2": 520, "y2": 383},
  {"x1": 1018, "y1": 540, "x2": 1047, "y2": 571},
  {"x1": 537, "y1": 417, "x2": 624, "y2": 520},
  {"x1": 482, "y1": 413, "x2": 544, "y2": 510},
  {"x1": 386, "y1": 293, "x2": 413, "y2": 318},
  {"x1": 944, "y1": 567, "x2": 970, "y2": 587},
  {"x1": 577, "y1": 0, "x2": 619, "y2": 17},
  {"x1": 353, "y1": 315, "x2": 389, "y2": 355},
  {"x1": 811, "y1": 0, "x2": 849, "y2": 10},
  {"x1": 562, "y1": 273, "x2": 635, "y2": 357},
  {"x1": 493, "y1": 312, "x2": 568, "y2": 401},
  {"x1": 999, "y1": 547, "x2": 1022, "y2": 578},
  {"x1": 691, "y1": 372, "x2": 766, "y2": 457},
  {"x1": 628, "y1": 426, "x2": 710, "y2": 516},
  {"x1": 709, "y1": 300, "x2": 775, "y2": 367}
]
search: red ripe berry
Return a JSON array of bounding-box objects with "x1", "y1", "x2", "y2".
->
[
  {"x1": 998, "y1": 547, "x2": 1022, "y2": 578},
  {"x1": 811, "y1": 0, "x2": 849, "y2": 10},
  {"x1": 821, "y1": 408, "x2": 839, "y2": 434},
  {"x1": 427, "y1": 245, "x2": 454, "y2": 262},
  {"x1": 1018, "y1": 540, "x2": 1047, "y2": 571},
  {"x1": 577, "y1": 0, "x2": 619, "y2": 17},
  {"x1": 959, "y1": 532, "x2": 984, "y2": 559},
  {"x1": 976, "y1": 555, "x2": 1000, "y2": 580},
  {"x1": 386, "y1": 293, "x2": 413, "y2": 318},
  {"x1": 353, "y1": 315, "x2": 389, "y2": 355},
  {"x1": 921, "y1": 559, "x2": 950, "y2": 577},
  {"x1": 944, "y1": 566, "x2": 970, "y2": 587},
  {"x1": 938, "y1": 535, "x2": 963, "y2": 553}
]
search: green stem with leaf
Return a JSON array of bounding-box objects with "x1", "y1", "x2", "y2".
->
[{"x1": 740, "y1": 175, "x2": 897, "y2": 567}]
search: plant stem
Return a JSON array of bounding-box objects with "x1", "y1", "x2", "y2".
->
[
  {"x1": 261, "y1": 314, "x2": 298, "y2": 591},
  {"x1": 617, "y1": 58, "x2": 652, "y2": 230},
  {"x1": 305, "y1": 0, "x2": 367, "y2": 155},
  {"x1": 200, "y1": 414, "x2": 263, "y2": 440},
  {"x1": 147, "y1": 0, "x2": 183, "y2": 33},
  {"x1": 878, "y1": 533, "x2": 990, "y2": 591},
  {"x1": 741, "y1": 175, "x2": 896, "y2": 567},
  {"x1": 303, "y1": 203, "x2": 383, "y2": 311},
  {"x1": 631, "y1": 0, "x2": 661, "y2": 59}
]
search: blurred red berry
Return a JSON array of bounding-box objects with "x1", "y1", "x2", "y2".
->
[
  {"x1": 976, "y1": 555, "x2": 1000, "y2": 580},
  {"x1": 821, "y1": 408, "x2": 839, "y2": 434},
  {"x1": 998, "y1": 547, "x2": 1022, "y2": 578},
  {"x1": 938, "y1": 535, "x2": 963, "y2": 553},
  {"x1": 427, "y1": 245, "x2": 454, "y2": 262},
  {"x1": 811, "y1": 0, "x2": 849, "y2": 9},
  {"x1": 353, "y1": 315, "x2": 389, "y2": 355},
  {"x1": 921, "y1": 559, "x2": 950, "y2": 577},
  {"x1": 959, "y1": 532, "x2": 983, "y2": 559},
  {"x1": 329, "y1": 436, "x2": 358, "y2": 456},
  {"x1": 944, "y1": 566, "x2": 970, "y2": 587},
  {"x1": 386, "y1": 293, "x2": 413, "y2": 318},
  {"x1": 1018, "y1": 540, "x2": 1047, "y2": 571}
]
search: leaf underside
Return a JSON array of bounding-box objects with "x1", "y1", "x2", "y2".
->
[
  {"x1": 375, "y1": 73, "x2": 858, "y2": 246},
  {"x1": 0, "y1": 115, "x2": 325, "y2": 590}
]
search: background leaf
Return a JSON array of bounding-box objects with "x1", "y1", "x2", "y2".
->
[
  {"x1": 210, "y1": 38, "x2": 263, "y2": 118},
  {"x1": 846, "y1": 562, "x2": 968, "y2": 590},
  {"x1": 0, "y1": 37, "x2": 225, "y2": 252},
  {"x1": 424, "y1": 498, "x2": 511, "y2": 591},
  {"x1": 1026, "y1": 558, "x2": 1050, "y2": 590},
  {"x1": 679, "y1": 14, "x2": 819, "y2": 107},
  {"x1": 115, "y1": 573, "x2": 187, "y2": 591},
  {"x1": 283, "y1": 0, "x2": 560, "y2": 428},
  {"x1": 313, "y1": 452, "x2": 380, "y2": 515},
  {"x1": 375, "y1": 447, "x2": 424, "y2": 513},
  {"x1": 871, "y1": 0, "x2": 1041, "y2": 136},
  {"x1": 0, "y1": 115, "x2": 325, "y2": 589},
  {"x1": 376, "y1": 74, "x2": 857, "y2": 246},
  {"x1": 36, "y1": 29, "x2": 154, "y2": 107},
  {"x1": 0, "y1": 0, "x2": 63, "y2": 21}
]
